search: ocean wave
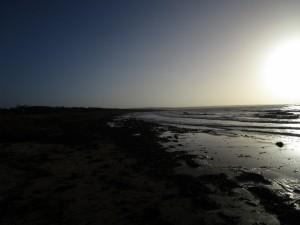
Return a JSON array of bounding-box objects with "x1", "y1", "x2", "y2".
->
[{"x1": 132, "y1": 105, "x2": 300, "y2": 138}]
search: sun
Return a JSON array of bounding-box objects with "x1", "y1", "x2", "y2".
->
[{"x1": 263, "y1": 38, "x2": 300, "y2": 100}]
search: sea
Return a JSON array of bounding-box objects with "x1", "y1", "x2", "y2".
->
[{"x1": 122, "y1": 104, "x2": 300, "y2": 202}]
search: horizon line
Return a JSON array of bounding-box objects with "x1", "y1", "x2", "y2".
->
[{"x1": 1, "y1": 103, "x2": 298, "y2": 110}]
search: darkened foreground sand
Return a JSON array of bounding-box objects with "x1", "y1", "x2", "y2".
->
[{"x1": 0, "y1": 107, "x2": 299, "y2": 225}]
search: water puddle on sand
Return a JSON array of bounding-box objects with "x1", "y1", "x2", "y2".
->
[{"x1": 159, "y1": 127, "x2": 300, "y2": 207}]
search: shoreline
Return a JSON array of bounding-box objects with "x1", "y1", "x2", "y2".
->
[
  {"x1": 0, "y1": 108, "x2": 299, "y2": 224},
  {"x1": 109, "y1": 114, "x2": 300, "y2": 225}
]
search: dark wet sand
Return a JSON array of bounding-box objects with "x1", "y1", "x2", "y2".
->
[{"x1": 0, "y1": 107, "x2": 299, "y2": 225}]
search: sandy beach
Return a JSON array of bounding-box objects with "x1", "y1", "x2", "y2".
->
[{"x1": 0, "y1": 107, "x2": 299, "y2": 225}]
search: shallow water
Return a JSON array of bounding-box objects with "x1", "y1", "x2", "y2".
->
[{"x1": 128, "y1": 104, "x2": 300, "y2": 203}]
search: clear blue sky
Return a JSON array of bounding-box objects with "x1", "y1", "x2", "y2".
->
[{"x1": 1, "y1": 0, "x2": 300, "y2": 108}]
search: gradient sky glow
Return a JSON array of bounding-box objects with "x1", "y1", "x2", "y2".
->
[{"x1": 1, "y1": 0, "x2": 300, "y2": 108}]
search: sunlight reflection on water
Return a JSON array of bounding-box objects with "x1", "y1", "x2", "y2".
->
[{"x1": 117, "y1": 105, "x2": 300, "y2": 206}]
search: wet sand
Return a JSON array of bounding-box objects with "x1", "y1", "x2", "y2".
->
[{"x1": 0, "y1": 107, "x2": 299, "y2": 225}]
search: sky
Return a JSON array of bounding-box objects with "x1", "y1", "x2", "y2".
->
[{"x1": 1, "y1": 0, "x2": 300, "y2": 108}]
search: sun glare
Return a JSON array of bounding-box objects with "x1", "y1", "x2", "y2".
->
[{"x1": 263, "y1": 38, "x2": 300, "y2": 100}]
